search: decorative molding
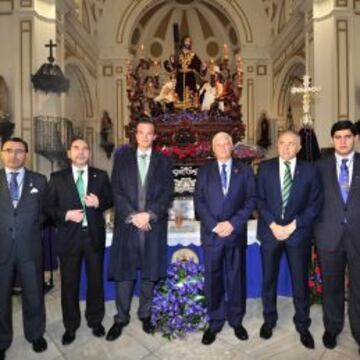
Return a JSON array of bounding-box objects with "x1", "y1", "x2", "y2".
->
[
  {"x1": 102, "y1": 65, "x2": 114, "y2": 77},
  {"x1": 0, "y1": 0, "x2": 13, "y2": 14},
  {"x1": 246, "y1": 79, "x2": 255, "y2": 143},
  {"x1": 20, "y1": 0, "x2": 32, "y2": 7},
  {"x1": 116, "y1": 66, "x2": 123, "y2": 74},
  {"x1": 85, "y1": 127, "x2": 94, "y2": 151},
  {"x1": 336, "y1": 0, "x2": 348, "y2": 7},
  {"x1": 247, "y1": 66, "x2": 254, "y2": 73},
  {"x1": 20, "y1": 20, "x2": 33, "y2": 167},
  {"x1": 256, "y1": 65, "x2": 267, "y2": 76},
  {"x1": 336, "y1": 19, "x2": 349, "y2": 120},
  {"x1": 354, "y1": 0, "x2": 360, "y2": 12},
  {"x1": 116, "y1": 79, "x2": 124, "y2": 144}
]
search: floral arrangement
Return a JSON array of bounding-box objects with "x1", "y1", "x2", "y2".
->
[
  {"x1": 308, "y1": 248, "x2": 323, "y2": 304},
  {"x1": 156, "y1": 141, "x2": 211, "y2": 160},
  {"x1": 151, "y1": 259, "x2": 209, "y2": 339},
  {"x1": 233, "y1": 142, "x2": 266, "y2": 159}
]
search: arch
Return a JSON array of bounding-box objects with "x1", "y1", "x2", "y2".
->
[
  {"x1": 64, "y1": 58, "x2": 95, "y2": 119},
  {"x1": 273, "y1": 56, "x2": 305, "y2": 118}
]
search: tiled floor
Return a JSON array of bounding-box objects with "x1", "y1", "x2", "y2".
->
[{"x1": 5, "y1": 271, "x2": 359, "y2": 360}]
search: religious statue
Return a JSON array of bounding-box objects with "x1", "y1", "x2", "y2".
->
[
  {"x1": 0, "y1": 76, "x2": 10, "y2": 121},
  {"x1": 257, "y1": 112, "x2": 271, "y2": 149},
  {"x1": 100, "y1": 110, "x2": 115, "y2": 159},
  {"x1": 164, "y1": 36, "x2": 207, "y2": 104},
  {"x1": 199, "y1": 69, "x2": 224, "y2": 112}
]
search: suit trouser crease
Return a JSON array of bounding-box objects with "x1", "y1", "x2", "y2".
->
[
  {"x1": 0, "y1": 244, "x2": 45, "y2": 349},
  {"x1": 59, "y1": 232, "x2": 105, "y2": 331},
  {"x1": 261, "y1": 242, "x2": 311, "y2": 332},
  {"x1": 203, "y1": 245, "x2": 246, "y2": 333},
  {"x1": 319, "y1": 235, "x2": 360, "y2": 343}
]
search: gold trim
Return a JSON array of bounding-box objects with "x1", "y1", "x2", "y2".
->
[{"x1": 336, "y1": 19, "x2": 349, "y2": 120}]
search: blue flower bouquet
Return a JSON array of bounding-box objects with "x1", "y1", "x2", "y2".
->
[{"x1": 151, "y1": 259, "x2": 209, "y2": 339}]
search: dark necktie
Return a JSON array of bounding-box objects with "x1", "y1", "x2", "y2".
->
[
  {"x1": 9, "y1": 172, "x2": 19, "y2": 203},
  {"x1": 338, "y1": 158, "x2": 349, "y2": 203},
  {"x1": 221, "y1": 164, "x2": 227, "y2": 193}
]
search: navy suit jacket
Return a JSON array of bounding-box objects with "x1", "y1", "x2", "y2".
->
[
  {"x1": 256, "y1": 157, "x2": 322, "y2": 246},
  {"x1": 194, "y1": 159, "x2": 256, "y2": 247}
]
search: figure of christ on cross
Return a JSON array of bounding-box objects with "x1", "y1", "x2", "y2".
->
[{"x1": 291, "y1": 75, "x2": 320, "y2": 127}]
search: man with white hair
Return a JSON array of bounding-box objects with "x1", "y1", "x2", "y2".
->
[{"x1": 194, "y1": 132, "x2": 256, "y2": 345}]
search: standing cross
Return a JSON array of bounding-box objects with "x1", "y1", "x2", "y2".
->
[
  {"x1": 45, "y1": 39, "x2": 57, "y2": 63},
  {"x1": 291, "y1": 75, "x2": 320, "y2": 127}
]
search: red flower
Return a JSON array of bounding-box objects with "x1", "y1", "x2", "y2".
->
[
  {"x1": 308, "y1": 280, "x2": 315, "y2": 288},
  {"x1": 316, "y1": 285, "x2": 323, "y2": 294},
  {"x1": 315, "y1": 266, "x2": 321, "y2": 274}
]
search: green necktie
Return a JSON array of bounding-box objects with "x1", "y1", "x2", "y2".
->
[
  {"x1": 282, "y1": 161, "x2": 292, "y2": 216},
  {"x1": 139, "y1": 154, "x2": 148, "y2": 185},
  {"x1": 76, "y1": 170, "x2": 87, "y2": 226}
]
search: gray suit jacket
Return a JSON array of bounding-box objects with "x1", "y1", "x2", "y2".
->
[
  {"x1": 314, "y1": 152, "x2": 360, "y2": 253},
  {"x1": 0, "y1": 168, "x2": 47, "y2": 264}
]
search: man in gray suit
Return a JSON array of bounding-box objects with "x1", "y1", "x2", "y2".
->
[
  {"x1": 314, "y1": 120, "x2": 360, "y2": 354},
  {"x1": 107, "y1": 119, "x2": 173, "y2": 341},
  {"x1": 0, "y1": 138, "x2": 47, "y2": 360}
]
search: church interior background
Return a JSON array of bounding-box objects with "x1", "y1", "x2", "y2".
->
[
  {"x1": 2, "y1": 1, "x2": 360, "y2": 359},
  {"x1": 1, "y1": 0, "x2": 360, "y2": 175}
]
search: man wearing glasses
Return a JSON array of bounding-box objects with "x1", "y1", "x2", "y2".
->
[{"x1": 0, "y1": 137, "x2": 48, "y2": 359}]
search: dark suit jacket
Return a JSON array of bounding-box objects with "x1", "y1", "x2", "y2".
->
[
  {"x1": 0, "y1": 168, "x2": 47, "y2": 264},
  {"x1": 194, "y1": 159, "x2": 256, "y2": 247},
  {"x1": 108, "y1": 147, "x2": 173, "y2": 281},
  {"x1": 257, "y1": 157, "x2": 322, "y2": 246},
  {"x1": 46, "y1": 167, "x2": 112, "y2": 256},
  {"x1": 314, "y1": 152, "x2": 360, "y2": 253}
]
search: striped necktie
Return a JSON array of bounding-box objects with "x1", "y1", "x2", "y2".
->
[{"x1": 282, "y1": 161, "x2": 292, "y2": 216}]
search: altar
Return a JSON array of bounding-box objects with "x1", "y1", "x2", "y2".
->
[{"x1": 79, "y1": 220, "x2": 292, "y2": 300}]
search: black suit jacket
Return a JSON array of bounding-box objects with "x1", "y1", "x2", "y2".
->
[
  {"x1": 108, "y1": 147, "x2": 173, "y2": 281},
  {"x1": 314, "y1": 152, "x2": 360, "y2": 253},
  {"x1": 46, "y1": 167, "x2": 112, "y2": 256},
  {"x1": 0, "y1": 168, "x2": 47, "y2": 264}
]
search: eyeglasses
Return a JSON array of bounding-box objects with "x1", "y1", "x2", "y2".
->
[{"x1": 1, "y1": 149, "x2": 27, "y2": 155}]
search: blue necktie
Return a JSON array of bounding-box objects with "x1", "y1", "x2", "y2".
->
[
  {"x1": 9, "y1": 172, "x2": 19, "y2": 203},
  {"x1": 221, "y1": 164, "x2": 227, "y2": 193},
  {"x1": 338, "y1": 158, "x2": 349, "y2": 203}
]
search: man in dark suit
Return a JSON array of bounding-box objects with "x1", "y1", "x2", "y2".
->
[
  {"x1": 107, "y1": 119, "x2": 173, "y2": 341},
  {"x1": 257, "y1": 130, "x2": 322, "y2": 349},
  {"x1": 194, "y1": 132, "x2": 256, "y2": 345},
  {"x1": 314, "y1": 120, "x2": 360, "y2": 354},
  {"x1": 0, "y1": 137, "x2": 48, "y2": 359},
  {"x1": 46, "y1": 137, "x2": 112, "y2": 345}
]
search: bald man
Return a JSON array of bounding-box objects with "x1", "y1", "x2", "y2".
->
[{"x1": 194, "y1": 132, "x2": 256, "y2": 345}]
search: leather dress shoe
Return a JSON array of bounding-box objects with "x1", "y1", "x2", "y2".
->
[
  {"x1": 62, "y1": 330, "x2": 76, "y2": 345},
  {"x1": 234, "y1": 325, "x2": 249, "y2": 341},
  {"x1": 91, "y1": 324, "x2": 105, "y2": 337},
  {"x1": 141, "y1": 317, "x2": 155, "y2": 334},
  {"x1": 259, "y1": 323, "x2": 274, "y2": 340},
  {"x1": 201, "y1": 328, "x2": 217, "y2": 345},
  {"x1": 0, "y1": 348, "x2": 6, "y2": 360},
  {"x1": 106, "y1": 321, "x2": 128, "y2": 341},
  {"x1": 300, "y1": 330, "x2": 315, "y2": 349},
  {"x1": 322, "y1": 331, "x2": 337, "y2": 349},
  {"x1": 32, "y1": 337, "x2": 47, "y2": 353}
]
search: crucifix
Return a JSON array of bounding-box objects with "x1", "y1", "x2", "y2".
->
[
  {"x1": 45, "y1": 39, "x2": 57, "y2": 63},
  {"x1": 291, "y1": 75, "x2": 320, "y2": 127}
]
